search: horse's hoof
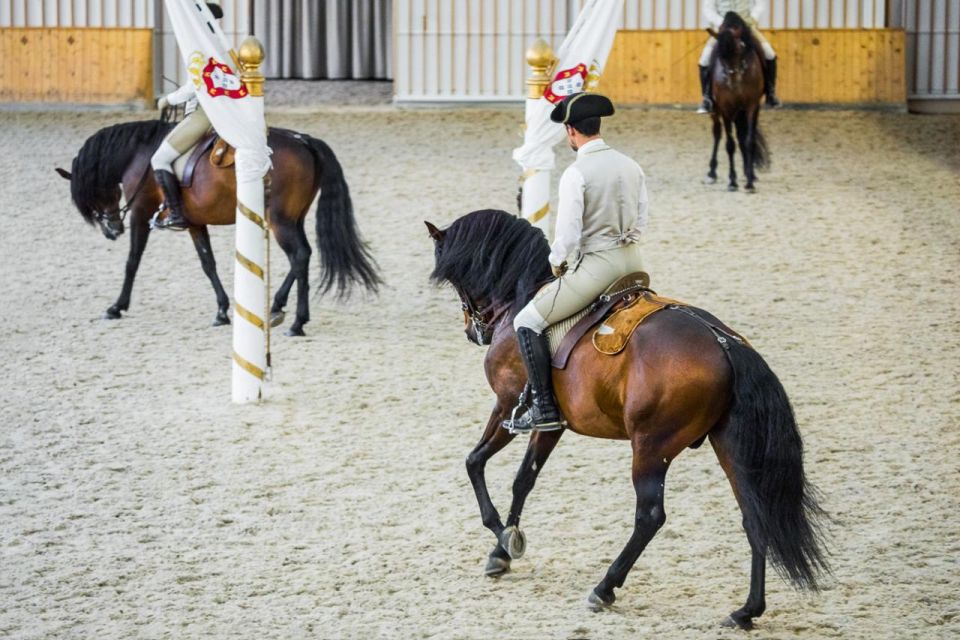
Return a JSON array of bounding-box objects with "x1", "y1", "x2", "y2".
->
[
  {"x1": 587, "y1": 589, "x2": 615, "y2": 610},
  {"x1": 499, "y1": 526, "x2": 526, "y2": 559},
  {"x1": 484, "y1": 555, "x2": 511, "y2": 577},
  {"x1": 721, "y1": 614, "x2": 754, "y2": 630},
  {"x1": 704, "y1": 175, "x2": 717, "y2": 185},
  {"x1": 103, "y1": 307, "x2": 122, "y2": 320},
  {"x1": 285, "y1": 326, "x2": 306, "y2": 337},
  {"x1": 727, "y1": 184, "x2": 739, "y2": 192},
  {"x1": 270, "y1": 310, "x2": 285, "y2": 328},
  {"x1": 745, "y1": 185, "x2": 756, "y2": 194},
  {"x1": 212, "y1": 312, "x2": 231, "y2": 327}
]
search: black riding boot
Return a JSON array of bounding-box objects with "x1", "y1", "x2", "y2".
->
[
  {"x1": 154, "y1": 169, "x2": 190, "y2": 230},
  {"x1": 764, "y1": 57, "x2": 781, "y2": 108},
  {"x1": 697, "y1": 65, "x2": 713, "y2": 114},
  {"x1": 502, "y1": 327, "x2": 563, "y2": 433}
]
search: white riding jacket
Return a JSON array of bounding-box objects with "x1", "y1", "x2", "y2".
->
[
  {"x1": 703, "y1": 0, "x2": 765, "y2": 28},
  {"x1": 164, "y1": 82, "x2": 200, "y2": 115}
]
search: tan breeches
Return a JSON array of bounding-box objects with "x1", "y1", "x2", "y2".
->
[
  {"x1": 166, "y1": 108, "x2": 212, "y2": 152},
  {"x1": 150, "y1": 107, "x2": 212, "y2": 173},
  {"x1": 699, "y1": 25, "x2": 776, "y2": 65},
  {"x1": 514, "y1": 243, "x2": 645, "y2": 333}
]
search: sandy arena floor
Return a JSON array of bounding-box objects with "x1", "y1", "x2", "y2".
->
[{"x1": 1, "y1": 100, "x2": 958, "y2": 639}]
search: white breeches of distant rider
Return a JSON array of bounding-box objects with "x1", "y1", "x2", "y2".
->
[
  {"x1": 698, "y1": 27, "x2": 776, "y2": 66},
  {"x1": 514, "y1": 243, "x2": 645, "y2": 335},
  {"x1": 150, "y1": 108, "x2": 212, "y2": 173}
]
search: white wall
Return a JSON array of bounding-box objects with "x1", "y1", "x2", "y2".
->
[{"x1": 394, "y1": 0, "x2": 891, "y2": 102}]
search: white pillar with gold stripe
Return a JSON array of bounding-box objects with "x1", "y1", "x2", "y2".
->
[
  {"x1": 519, "y1": 39, "x2": 556, "y2": 240},
  {"x1": 232, "y1": 38, "x2": 270, "y2": 404}
]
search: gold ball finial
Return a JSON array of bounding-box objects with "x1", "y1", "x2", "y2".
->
[
  {"x1": 526, "y1": 38, "x2": 555, "y2": 69},
  {"x1": 238, "y1": 36, "x2": 265, "y2": 69},
  {"x1": 525, "y1": 38, "x2": 556, "y2": 100},
  {"x1": 238, "y1": 36, "x2": 265, "y2": 97}
]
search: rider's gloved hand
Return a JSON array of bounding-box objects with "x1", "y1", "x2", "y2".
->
[
  {"x1": 551, "y1": 262, "x2": 567, "y2": 278},
  {"x1": 156, "y1": 96, "x2": 169, "y2": 111}
]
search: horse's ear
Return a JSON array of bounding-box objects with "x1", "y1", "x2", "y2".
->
[
  {"x1": 55, "y1": 167, "x2": 72, "y2": 181},
  {"x1": 424, "y1": 221, "x2": 444, "y2": 241}
]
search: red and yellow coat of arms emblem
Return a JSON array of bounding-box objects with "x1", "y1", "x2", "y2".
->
[
  {"x1": 200, "y1": 57, "x2": 248, "y2": 99},
  {"x1": 543, "y1": 63, "x2": 588, "y2": 104}
]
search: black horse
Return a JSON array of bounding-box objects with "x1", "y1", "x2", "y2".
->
[{"x1": 57, "y1": 119, "x2": 381, "y2": 335}]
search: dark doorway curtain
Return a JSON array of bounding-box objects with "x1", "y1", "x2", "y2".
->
[{"x1": 252, "y1": 0, "x2": 392, "y2": 79}]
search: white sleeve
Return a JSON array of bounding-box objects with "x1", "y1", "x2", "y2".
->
[
  {"x1": 636, "y1": 165, "x2": 649, "y2": 233},
  {"x1": 165, "y1": 82, "x2": 196, "y2": 106},
  {"x1": 549, "y1": 166, "x2": 585, "y2": 267},
  {"x1": 703, "y1": 0, "x2": 723, "y2": 28},
  {"x1": 750, "y1": 0, "x2": 766, "y2": 22}
]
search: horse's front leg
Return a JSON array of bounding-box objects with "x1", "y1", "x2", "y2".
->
[
  {"x1": 736, "y1": 112, "x2": 755, "y2": 192},
  {"x1": 499, "y1": 429, "x2": 565, "y2": 561},
  {"x1": 106, "y1": 213, "x2": 150, "y2": 319},
  {"x1": 188, "y1": 225, "x2": 231, "y2": 326},
  {"x1": 707, "y1": 114, "x2": 722, "y2": 183},
  {"x1": 723, "y1": 117, "x2": 738, "y2": 191},
  {"x1": 465, "y1": 405, "x2": 517, "y2": 576}
]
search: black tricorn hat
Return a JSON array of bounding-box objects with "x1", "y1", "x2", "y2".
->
[
  {"x1": 550, "y1": 92, "x2": 615, "y2": 125},
  {"x1": 206, "y1": 2, "x2": 224, "y2": 19}
]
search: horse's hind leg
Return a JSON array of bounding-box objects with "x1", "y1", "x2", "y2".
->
[
  {"x1": 589, "y1": 446, "x2": 669, "y2": 608},
  {"x1": 499, "y1": 429, "x2": 564, "y2": 560},
  {"x1": 707, "y1": 115, "x2": 722, "y2": 183},
  {"x1": 107, "y1": 212, "x2": 150, "y2": 319},
  {"x1": 709, "y1": 425, "x2": 767, "y2": 629},
  {"x1": 188, "y1": 225, "x2": 231, "y2": 326},
  {"x1": 273, "y1": 218, "x2": 312, "y2": 337},
  {"x1": 724, "y1": 117, "x2": 738, "y2": 191},
  {"x1": 465, "y1": 405, "x2": 517, "y2": 576}
]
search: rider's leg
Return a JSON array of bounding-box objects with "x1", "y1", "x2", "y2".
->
[
  {"x1": 506, "y1": 245, "x2": 645, "y2": 433},
  {"x1": 697, "y1": 38, "x2": 717, "y2": 114},
  {"x1": 150, "y1": 108, "x2": 212, "y2": 229},
  {"x1": 751, "y1": 28, "x2": 780, "y2": 107}
]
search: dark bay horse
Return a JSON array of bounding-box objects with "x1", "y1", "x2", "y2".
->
[
  {"x1": 427, "y1": 210, "x2": 827, "y2": 629},
  {"x1": 57, "y1": 120, "x2": 381, "y2": 335},
  {"x1": 707, "y1": 12, "x2": 769, "y2": 192}
]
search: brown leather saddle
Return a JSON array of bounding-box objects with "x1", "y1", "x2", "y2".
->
[
  {"x1": 551, "y1": 271, "x2": 663, "y2": 369},
  {"x1": 181, "y1": 134, "x2": 236, "y2": 188}
]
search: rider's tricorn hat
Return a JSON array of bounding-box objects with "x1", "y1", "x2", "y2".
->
[
  {"x1": 550, "y1": 92, "x2": 615, "y2": 125},
  {"x1": 206, "y1": 2, "x2": 224, "y2": 19}
]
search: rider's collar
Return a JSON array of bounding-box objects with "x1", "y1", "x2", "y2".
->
[{"x1": 577, "y1": 138, "x2": 607, "y2": 156}]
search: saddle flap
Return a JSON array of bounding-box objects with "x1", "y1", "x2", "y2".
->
[
  {"x1": 179, "y1": 133, "x2": 217, "y2": 188},
  {"x1": 592, "y1": 291, "x2": 684, "y2": 355},
  {"x1": 209, "y1": 137, "x2": 236, "y2": 168},
  {"x1": 548, "y1": 271, "x2": 652, "y2": 369}
]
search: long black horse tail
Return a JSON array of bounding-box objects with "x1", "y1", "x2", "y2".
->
[
  {"x1": 305, "y1": 135, "x2": 382, "y2": 298},
  {"x1": 723, "y1": 340, "x2": 828, "y2": 590},
  {"x1": 752, "y1": 121, "x2": 769, "y2": 170}
]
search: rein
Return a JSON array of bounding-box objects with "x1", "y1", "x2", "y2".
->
[
  {"x1": 117, "y1": 164, "x2": 153, "y2": 220},
  {"x1": 451, "y1": 283, "x2": 508, "y2": 346}
]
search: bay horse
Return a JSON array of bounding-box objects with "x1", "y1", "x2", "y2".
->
[
  {"x1": 427, "y1": 210, "x2": 827, "y2": 629},
  {"x1": 707, "y1": 11, "x2": 769, "y2": 192},
  {"x1": 57, "y1": 119, "x2": 381, "y2": 335}
]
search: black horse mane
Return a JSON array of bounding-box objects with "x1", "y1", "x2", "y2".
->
[
  {"x1": 717, "y1": 11, "x2": 758, "y2": 61},
  {"x1": 430, "y1": 209, "x2": 552, "y2": 311},
  {"x1": 70, "y1": 119, "x2": 172, "y2": 224}
]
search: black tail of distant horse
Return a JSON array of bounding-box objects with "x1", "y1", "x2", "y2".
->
[
  {"x1": 306, "y1": 136, "x2": 382, "y2": 298},
  {"x1": 722, "y1": 341, "x2": 828, "y2": 591}
]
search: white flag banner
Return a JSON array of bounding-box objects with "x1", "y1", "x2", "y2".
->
[
  {"x1": 164, "y1": 0, "x2": 270, "y2": 182},
  {"x1": 513, "y1": 0, "x2": 624, "y2": 172}
]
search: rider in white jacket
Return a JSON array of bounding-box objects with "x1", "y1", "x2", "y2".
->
[{"x1": 697, "y1": 0, "x2": 781, "y2": 113}]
